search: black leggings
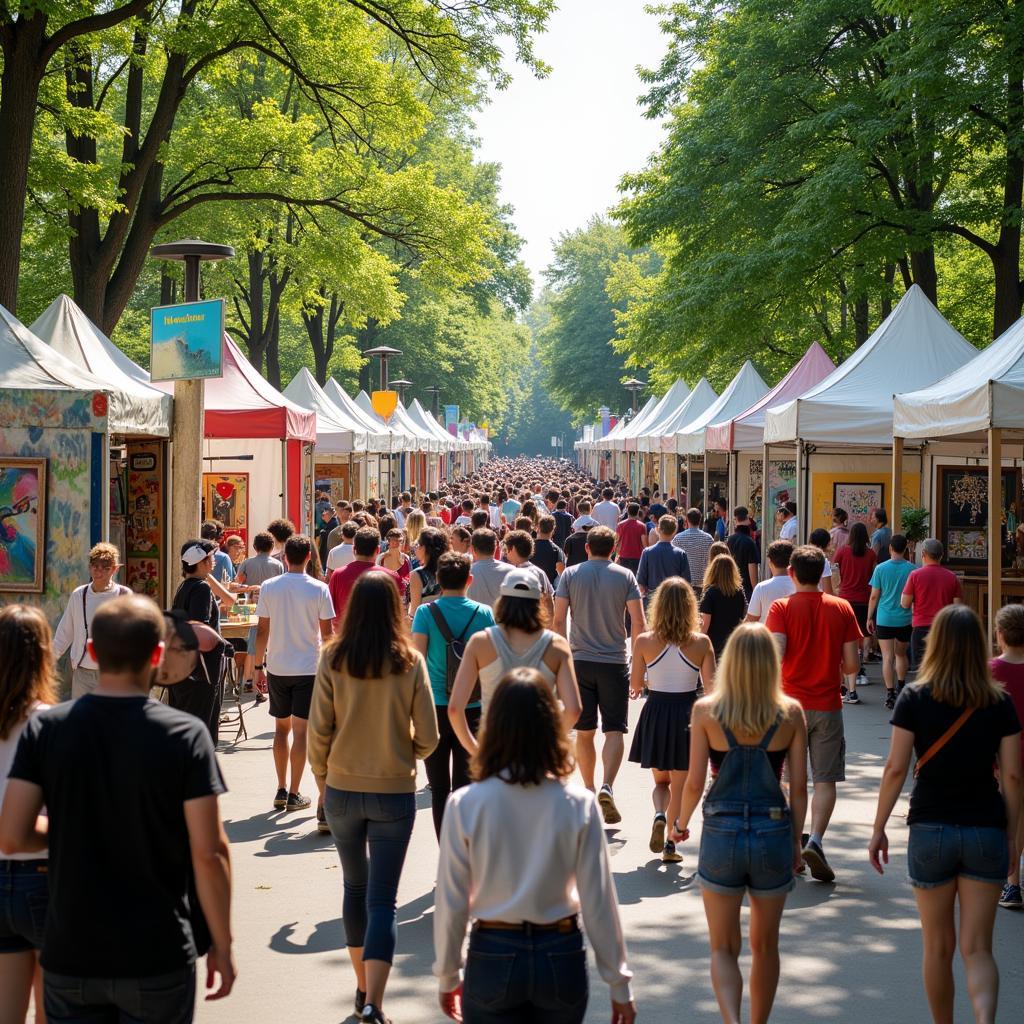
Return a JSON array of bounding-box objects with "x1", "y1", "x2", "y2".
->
[{"x1": 424, "y1": 705, "x2": 480, "y2": 839}]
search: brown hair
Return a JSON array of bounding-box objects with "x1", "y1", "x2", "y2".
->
[
  {"x1": 88, "y1": 542, "x2": 119, "y2": 566},
  {"x1": 789, "y1": 544, "x2": 825, "y2": 586},
  {"x1": 585, "y1": 526, "x2": 615, "y2": 558},
  {"x1": 330, "y1": 571, "x2": 414, "y2": 678},
  {"x1": 0, "y1": 606, "x2": 57, "y2": 739},
  {"x1": 703, "y1": 553, "x2": 742, "y2": 597},
  {"x1": 90, "y1": 595, "x2": 166, "y2": 674},
  {"x1": 472, "y1": 668, "x2": 573, "y2": 785},
  {"x1": 916, "y1": 605, "x2": 1004, "y2": 708},
  {"x1": 996, "y1": 603, "x2": 1024, "y2": 648},
  {"x1": 708, "y1": 541, "x2": 730, "y2": 562},
  {"x1": 504, "y1": 529, "x2": 534, "y2": 560},
  {"x1": 494, "y1": 594, "x2": 548, "y2": 632}
]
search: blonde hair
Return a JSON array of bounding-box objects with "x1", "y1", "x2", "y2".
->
[
  {"x1": 648, "y1": 577, "x2": 698, "y2": 648},
  {"x1": 706, "y1": 623, "x2": 790, "y2": 735},
  {"x1": 89, "y1": 542, "x2": 119, "y2": 565},
  {"x1": 404, "y1": 509, "x2": 427, "y2": 547},
  {"x1": 703, "y1": 553, "x2": 742, "y2": 597},
  {"x1": 916, "y1": 605, "x2": 1004, "y2": 708}
]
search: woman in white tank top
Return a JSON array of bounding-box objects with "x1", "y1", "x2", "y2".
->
[
  {"x1": 449, "y1": 568, "x2": 581, "y2": 755},
  {"x1": 628, "y1": 577, "x2": 716, "y2": 863}
]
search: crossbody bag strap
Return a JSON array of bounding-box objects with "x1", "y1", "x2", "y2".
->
[{"x1": 914, "y1": 708, "x2": 974, "y2": 778}]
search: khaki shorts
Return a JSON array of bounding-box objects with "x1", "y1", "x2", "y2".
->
[{"x1": 805, "y1": 709, "x2": 846, "y2": 783}]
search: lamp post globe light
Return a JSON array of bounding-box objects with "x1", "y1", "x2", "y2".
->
[
  {"x1": 622, "y1": 377, "x2": 647, "y2": 417},
  {"x1": 390, "y1": 379, "x2": 413, "y2": 404},
  {"x1": 364, "y1": 345, "x2": 402, "y2": 391}
]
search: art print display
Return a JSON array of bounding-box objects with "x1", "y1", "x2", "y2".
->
[
  {"x1": 833, "y1": 482, "x2": 885, "y2": 528},
  {"x1": 0, "y1": 458, "x2": 46, "y2": 593},
  {"x1": 203, "y1": 473, "x2": 249, "y2": 547},
  {"x1": 748, "y1": 459, "x2": 797, "y2": 522},
  {"x1": 150, "y1": 299, "x2": 225, "y2": 381},
  {"x1": 125, "y1": 441, "x2": 165, "y2": 598},
  {"x1": 937, "y1": 466, "x2": 1021, "y2": 566}
]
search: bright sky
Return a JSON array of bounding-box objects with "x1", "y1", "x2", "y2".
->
[{"x1": 473, "y1": 0, "x2": 669, "y2": 285}]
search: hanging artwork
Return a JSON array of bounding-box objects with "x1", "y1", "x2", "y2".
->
[
  {"x1": 937, "y1": 466, "x2": 1021, "y2": 566},
  {"x1": 833, "y1": 482, "x2": 885, "y2": 528},
  {"x1": 203, "y1": 473, "x2": 249, "y2": 547},
  {"x1": 125, "y1": 441, "x2": 165, "y2": 598},
  {"x1": 749, "y1": 459, "x2": 797, "y2": 522},
  {"x1": 0, "y1": 458, "x2": 46, "y2": 593}
]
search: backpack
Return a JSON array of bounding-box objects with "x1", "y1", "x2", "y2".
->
[{"x1": 427, "y1": 602, "x2": 482, "y2": 703}]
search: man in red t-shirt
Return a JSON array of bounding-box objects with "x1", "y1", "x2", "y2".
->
[
  {"x1": 328, "y1": 527, "x2": 399, "y2": 631},
  {"x1": 766, "y1": 545, "x2": 861, "y2": 883},
  {"x1": 615, "y1": 502, "x2": 648, "y2": 575},
  {"x1": 901, "y1": 537, "x2": 963, "y2": 668}
]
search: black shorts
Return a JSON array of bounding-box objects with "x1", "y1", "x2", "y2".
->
[
  {"x1": 268, "y1": 673, "x2": 315, "y2": 720},
  {"x1": 574, "y1": 660, "x2": 629, "y2": 734},
  {"x1": 850, "y1": 602, "x2": 869, "y2": 634},
  {"x1": 875, "y1": 623, "x2": 912, "y2": 643}
]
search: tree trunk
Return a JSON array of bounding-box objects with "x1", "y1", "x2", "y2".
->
[
  {"x1": 302, "y1": 291, "x2": 340, "y2": 384},
  {"x1": 909, "y1": 247, "x2": 937, "y2": 303},
  {"x1": 266, "y1": 314, "x2": 281, "y2": 390},
  {"x1": 991, "y1": 239, "x2": 1022, "y2": 337},
  {"x1": 881, "y1": 262, "x2": 896, "y2": 318},
  {"x1": 853, "y1": 293, "x2": 870, "y2": 347},
  {"x1": 0, "y1": 15, "x2": 47, "y2": 313},
  {"x1": 993, "y1": 29, "x2": 1024, "y2": 337}
]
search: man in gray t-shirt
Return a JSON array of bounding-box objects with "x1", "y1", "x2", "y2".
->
[
  {"x1": 553, "y1": 526, "x2": 644, "y2": 827},
  {"x1": 466, "y1": 528, "x2": 514, "y2": 608}
]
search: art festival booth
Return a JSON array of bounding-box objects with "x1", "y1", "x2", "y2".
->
[
  {"x1": 670, "y1": 361, "x2": 770, "y2": 516},
  {"x1": 354, "y1": 389, "x2": 431, "y2": 497},
  {"x1": 893, "y1": 313, "x2": 1024, "y2": 633},
  {"x1": 762, "y1": 284, "x2": 978, "y2": 552},
  {"x1": 31, "y1": 295, "x2": 174, "y2": 600},
  {"x1": 406, "y1": 398, "x2": 459, "y2": 489},
  {"x1": 606, "y1": 394, "x2": 659, "y2": 482},
  {"x1": 390, "y1": 399, "x2": 441, "y2": 492},
  {"x1": 622, "y1": 380, "x2": 694, "y2": 491},
  {"x1": 704, "y1": 342, "x2": 835, "y2": 530},
  {"x1": 0, "y1": 302, "x2": 171, "y2": 624}
]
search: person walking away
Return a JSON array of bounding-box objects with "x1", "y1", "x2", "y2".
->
[
  {"x1": 170, "y1": 540, "x2": 227, "y2": 741},
  {"x1": 867, "y1": 534, "x2": 915, "y2": 711},
  {"x1": 254, "y1": 535, "x2": 335, "y2": 821},
  {"x1": 434, "y1": 669, "x2": 636, "y2": 1024},
  {"x1": 615, "y1": 502, "x2": 648, "y2": 575},
  {"x1": 570, "y1": 498, "x2": 598, "y2": 534},
  {"x1": 553, "y1": 526, "x2": 645, "y2": 825},
  {"x1": 593, "y1": 487, "x2": 622, "y2": 531},
  {"x1": 901, "y1": 538, "x2": 963, "y2": 668},
  {"x1": 668, "y1": 624, "x2": 808, "y2": 1024},
  {"x1": 870, "y1": 605, "x2": 1021, "y2": 1024},
  {"x1": 0, "y1": 596, "x2": 235, "y2": 1023},
  {"x1": 990, "y1": 603, "x2": 1024, "y2": 909},
  {"x1": 553, "y1": 499, "x2": 574, "y2": 548},
  {"x1": 532, "y1": 516, "x2": 566, "y2": 585},
  {"x1": 726, "y1": 509, "x2": 759, "y2": 600},
  {"x1": 630, "y1": 578, "x2": 715, "y2": 864},
  {"x1": 326, "y1": 522, "x2": 358, "y2": 578},
  {"x1": 674, "y1": 508, "x2": 714, "y2": 598},
  {"x1": 778, "y1": 501, "x2": 798, "y2": 542},
  {"x1": 502, "y1": 529, "x2": 554, "y2": 618},
  {"x1": 699, "y1": 555, "x2": 748, "y2": 660},
  {"x1": 637, "y1": 514, "x2": 690, "y2": 608},
  {"x1": 828, "y1": 508, "x2": 850, "y2": 555},
  {"x1": 407, "y1": 527, "x2": 449, "y2": 618},
  {"x1": 234, "y1": 531, "x2": 284, "y2": 700},
  {"x1": 308, "y1": 572, "x2": 438, "y2": 1024},
  {"x1": 412, "y1": 553, "x2": 495, "y2": 838},
  {"x1": 449, "y1": 568, "x2": 580, "y2": 752},
  {"x1": 870, "y1": 507, "x2": 892, "y2": 563},
  {"x1": 766, "y1": 545, "x2": 861, "y2": 883},
  {"x1": 267, "y1": 518, "x2": 295, "y2": 562},
  {"x1": 563, "y1": 518, "x2": 594, "y2": 568},
  {"x1": 51, "y1": 542, "x2": 131, "y2": 698},
  {"x1": 0, "y1": 606, "x2": 55, "y2": 1024},
  {"x1": 746, "y1": 541, "x2": 795, "y2": 624},
  {"x1": 834, "y1": 521, "x2": 877, "y2": 704},
  {"x1": 808, "y1": 528, "x2": 836, "y2": 595},
  {"x1": 465, "y1": 528, "x2": 514, "y2": 610},
  {"x1": 325, "y1": 502, "x2": 352, "y2": 553},
  {"x1": 329, "y1": 528, "x2": 400, "y2": 631}
]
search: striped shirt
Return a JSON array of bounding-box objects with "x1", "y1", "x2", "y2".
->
[{"x1": 673, "y1": 527, "x2": 714, "y2": 589}]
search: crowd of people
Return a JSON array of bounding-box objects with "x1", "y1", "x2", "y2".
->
[{"x1": 0, "y1": 455, "x2": 1021, "y2": 1024}]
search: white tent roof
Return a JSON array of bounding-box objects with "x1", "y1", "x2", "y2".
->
[
  {"x1": 671, "y1": 362, "x2": 770, "y2": 455},
  {"x1": 355, "y1": 390, "x2": 425, "y2": 451},
  {"x1": 592, "y1": 394, "x2": 656, "y2": 450},
  {"x1": 323, "y1": 379, "x2": 394, "y2": 452},
  {"x1": 617, "y1": 380, "x2": 691, "y2": 452},
  {"x1": 30, "y1": 294, "x2": 173, "y2": 438},
  {"x1": 893, "y1": 314, "x2": 1024, "y2": 441},
  {"x1": 634, "y1": 378, "x2": 719, "y2": 453},
  {"x1": 763, "y1": 285, "x2": 978, "y2": 446},
  {"x1": 282, "y1": 368, "x2": 366, "y2": 453},
  {"x1": 406, "y1": 399, "x2": 461, "y2": 451}
]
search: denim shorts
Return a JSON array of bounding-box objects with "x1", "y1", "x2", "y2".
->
[
  {"x1": 0, "y1": 860, "x2": 48, "y2": 953},
  {"x1": 698, "y1": 814, "x2": 795, "y2": 898},
  {"x1": 907, "y1": 823, "x2": 1009, "y2": 888}
]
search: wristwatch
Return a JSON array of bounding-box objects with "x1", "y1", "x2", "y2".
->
[{"x1": 254, "y1": 663, "x2": 265, "y2": 670}]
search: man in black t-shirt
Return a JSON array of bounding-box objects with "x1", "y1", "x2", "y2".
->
[
  {"x1": 563, "y1": 524, "x2": 593, "y2": 568},
  {"x1": 727, "y1": 517, "x2": 760, "y2": 600},
  {"x1": 533, "y1": 516, "x2": 567, "y2": 584},
  {"x1": 0, "y1": 596, "x2": 234, "y2": 1023}
]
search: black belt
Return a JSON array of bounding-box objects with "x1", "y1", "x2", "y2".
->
[
  {"x1": 0, "y1": 860, "x2": 48, "y2": 874},
  {"x1": 474, "y1": 916, "x2": 578, "y2": 935}
]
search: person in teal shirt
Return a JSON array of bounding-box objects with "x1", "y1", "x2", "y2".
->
[
  {"x1": 412, "y1": 551, "x2": 494, "y2": 838},
  {"x1": 867, "y1": 533, "x2": 915, "y2": 710}
]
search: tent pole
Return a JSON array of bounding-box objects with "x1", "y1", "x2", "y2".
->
[
  {"x1": 686, "y1": 458, "x2": 692, "y2": 513},
  {"x1": 796, "y1": 441, "x2": 805, "y2": 545},
  {"x1": 988, "y1": 427, "x2": 1002, "y2": 648},
  {"x1": 891, "y1": 437, "x2": 904, "y2": 534},
  {"x1": 762, "y1": 443, "x2": 770, "y2": 577}
]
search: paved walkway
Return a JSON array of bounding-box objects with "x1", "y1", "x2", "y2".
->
[{"x1": 200, "y1": 667, "x2": 1023, "y2": 1023}]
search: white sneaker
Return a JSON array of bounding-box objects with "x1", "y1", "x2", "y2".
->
[{"x1": 856, "y1": 672, "x2": 870, "y2": 687}]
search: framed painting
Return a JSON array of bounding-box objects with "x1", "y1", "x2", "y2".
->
[
  {"x1": 937, "y1": 466, "x2": 1021, "y2": 566},
  {"x1": 833, "y1": 482, "x2": 885, "y2": 528},
  {"x1": 203, "y1": 473, "x2": 249, "y2": 548},
  {"x1": 0, "y1": 457, "x2": 47, "y2": 593}
]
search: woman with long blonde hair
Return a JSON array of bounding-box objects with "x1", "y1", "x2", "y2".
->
[
  {"x1": 628, "y1": 578, "x2": 715, "y2": 863},
  {"x1": 700, "y1": 554, "x2": 748, "y2": 659},
  {"x1": 870, "y1": 605, "x2": 1021, "y2": 1024},
  {"x1": 0, "y1": 605, "x2": 57, "y2": 1024},
  {"x1": 669, "y1": 624, "x2": 807, "y2": 1024},
  {"x1": 403, "y1": 509, "x2": 427, "y2": 555}
]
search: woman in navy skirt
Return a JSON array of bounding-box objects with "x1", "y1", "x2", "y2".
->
[{"x1": 629, "y1": 577, "x2": 716, "y2": 863}]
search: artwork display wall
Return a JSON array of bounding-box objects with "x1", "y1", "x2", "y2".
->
[{"x1": 0, "y1": 458, "x2": 47, "y2": 593}]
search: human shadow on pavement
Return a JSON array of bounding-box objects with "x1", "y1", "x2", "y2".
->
[
  {"x1": 270, "y1": 917, "x2": 344, "y2": 955},
  {"x1": 223, "y1": 812, "x2": 298, "y2": 845}
]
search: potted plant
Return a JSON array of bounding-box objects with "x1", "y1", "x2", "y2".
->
[{"x1": 901, "y1": 506, "x2": 930, "y2": 561}]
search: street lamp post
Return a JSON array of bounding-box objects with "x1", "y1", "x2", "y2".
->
[
  {"x1": 390, "y1": 379, "x2": 413, "y2": 405},
  {"x1": 622, "y1": 377, "x2": 647, "y2": 417},
  {"x1": 423, "y1": 384, "x2": 442, "y2": 418},
  {"x1": 150, "y1": 238, "x2": 234, "y2": 564},
  {"x1": 364, "y1": 345, "x2": 402, "y2": 391}
]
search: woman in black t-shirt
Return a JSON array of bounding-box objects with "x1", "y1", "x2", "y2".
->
[
  {"x1": 699, "y1": 555, "x2": 748, "y2": 659},
  {"x1": 869, "y1": 605, "x2": 1021, "y2": 1024}
]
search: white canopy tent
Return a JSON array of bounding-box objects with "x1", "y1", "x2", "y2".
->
[
  {"x1": 602, "y1": 395, "x2": 657, "y2": 451},
  {"x1": 355, "y1": 390, "x2": 430, "y2": 452},
  {"x1": 643, "y1": 378, "x2": 720, "y2": 453},
  {"x1": 323, "y1": 379, "x2": 395, "y2": 452},
  {"x1": 406, "y1": 399, "x2": 459, "y2": 452},
  {"x1": 622, "y1": 380, "x2": 691, "y2": 453},
  {"x1": 671, "y1": 362, "x2": 770, "y2": 456},
  {"x1": 282, "y1": 368, "x2": 364, "y2": 453}
]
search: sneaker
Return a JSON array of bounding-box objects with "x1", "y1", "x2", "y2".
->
[
  {"x1": 242, "y1": 680, "x2": 254, "y2": 693},
  {"x1": 856, "y1": 671, "x2": 870, "y2": 687},
  {"x1": 662, "y1": 840, "x2": 683, "y2": 863},
  {"x1": 355, "y1": 989, "x2": 367, "y2": 1014},
  {"x1": 884, "y1": 690, "x2": 896, "y2": 711},
  {"x1": 285, "y1": 792, "x2": 311, "y2": 812},
  {"x1": 801, "y1": 838, "x2": 836, "y2": 883},
  {"x1": 273, "y1": 787, "x2": 287, "y2": 810},
  {"x1": 999, "y1": 883, "x2": 1023, "y2": 908},
  {"x1": 839, "y1": 682, "x2": 848, "y2": 697},
  {"x1": 317, "y1": 805, "x2": 331, "y2": 835},
  {"x1": 649, "y1": 813, "x2": 667, "y2": 853},
  {"x1": 598, "y1": 784, "x2": 621, "y2": 825},
  {"x1": 255, "y1": 691, "x2": 267, "y2": 705},
  {"x1": 361, "y1": 1005, "x2": 391, "y2": 1024},
  {"x1": 843, "y1": 691, "x2": 861, "y2": 705}
]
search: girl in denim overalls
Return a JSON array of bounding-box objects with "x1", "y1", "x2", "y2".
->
[{"x1": 669, "y1": 623, "x2": 808, "y2": 1023}]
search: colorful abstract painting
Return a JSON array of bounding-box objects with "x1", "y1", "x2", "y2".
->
[
  {"x1": 833, "y1": 482, "x2": 885, "y2": 528},
  {"x1": 0, "y1": 458, "x2": 46, "y2": 592}
]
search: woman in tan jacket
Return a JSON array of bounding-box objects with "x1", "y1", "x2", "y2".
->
[{"x1": 309, "y1": 571, "x2": 439, "y2": 1024}]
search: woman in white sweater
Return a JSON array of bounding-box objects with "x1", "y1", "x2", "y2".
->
[{"x1": 434, "y1": 667, "x2": 636, "y2": 1024}]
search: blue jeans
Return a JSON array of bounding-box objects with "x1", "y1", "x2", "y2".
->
[
  {"x1": 0, "y1": 859, "x2": 48, "y2": 953},
  {"x1": 43, "y1": 967, "x2": 196, "y2": 1023},
  {"x1": 907, "y1": 823, "x2": 1009, "y2": 888},
  {"x1": 463, "y1": 926, "x2": 588, "y2": 1024},
  {"x1": 323, "y1": 788, "x2": 415, "y2": 963}
]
